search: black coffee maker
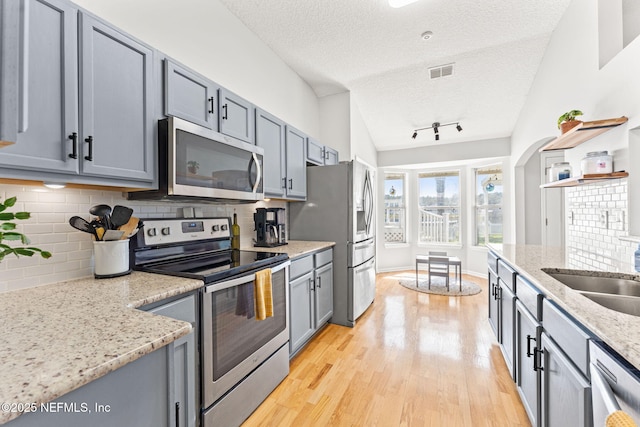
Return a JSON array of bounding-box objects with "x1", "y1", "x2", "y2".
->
[{"x1": 254, "y1": 208, "x2": 287, "y2": 247}]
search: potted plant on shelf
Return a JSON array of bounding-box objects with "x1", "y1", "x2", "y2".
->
[
  {"x1": 187, "y1": 160, "x2": 200, "y2": 175},
  {"x1": 0, "y1": 196, "x2": 51, "y2": 262},
  {"x1": 557, "y1": 110, "x2": 583, "y2": 134}
]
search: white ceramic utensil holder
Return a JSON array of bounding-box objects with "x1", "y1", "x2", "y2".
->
[{"x1": 93, "y1": 239, "x2": 131, "y2": 278}]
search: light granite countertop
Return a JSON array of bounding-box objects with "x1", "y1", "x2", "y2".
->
[
  {"x1": 488, "y1": 244, "x2": 640, "y2": 370},
  {"x1": 244, "y1": 240, "x2": 335, "y2": 259},
  {"x1": 0, "y1": 272, "x2": 202, "y2": 424}
]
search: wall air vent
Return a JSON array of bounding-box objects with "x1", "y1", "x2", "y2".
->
[{"x1": 429, "y1": 63, "x2": 454, "y2": 80}]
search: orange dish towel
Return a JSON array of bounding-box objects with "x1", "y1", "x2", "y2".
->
[
  {"x1": 607, "y1": 411, "x2": 638, "y2": 427},
  {"x1": 254, "y1": 268, "x2": 273, "y2": 321}
]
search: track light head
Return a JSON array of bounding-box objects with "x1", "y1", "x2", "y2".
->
[
  {"x1": 435, "y1": 134, "x2": 440, "y2": 141},
  {"x1": 456, "y1": 123, "x2": 462, "y2": 132},
  {"x1": 412, "y1": 131, "x2": 418, "y2": 139}
]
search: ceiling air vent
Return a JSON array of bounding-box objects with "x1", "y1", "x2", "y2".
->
[{"x1": 429, "y1": 63, "x2": 454, "y2": 80}]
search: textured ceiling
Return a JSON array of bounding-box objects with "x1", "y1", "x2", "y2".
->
[{"x1": 218, "y1": 0, "x2": 572, "y2": 151}]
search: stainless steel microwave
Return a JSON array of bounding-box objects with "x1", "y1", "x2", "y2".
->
[{"x1": 129, "y1": 117, "x2": 264, "y2": 202}]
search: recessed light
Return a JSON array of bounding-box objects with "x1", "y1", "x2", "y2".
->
[
  {"x1": 421, "y1": 31, "x2": 433, "y2": 41},
  {"x1": 388, "y1": 0, "x2": 420, "y2": 8}
]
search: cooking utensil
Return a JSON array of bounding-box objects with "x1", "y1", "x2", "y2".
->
[
  {"x1": 89, "y1": 204, "x2": 112, "y2": 229},
  {"x1": 103, "y1": 230, "x2": 125, "y2": 241},
  {"x1": 110, "y1": 205, "x2": 133, "y2": 229},
  {"x1": 68, "y1": 216, "x2": 96, "y2": 237},
  {"x1": 117, "y1": 216, "x2": 139, "y2": 239}
]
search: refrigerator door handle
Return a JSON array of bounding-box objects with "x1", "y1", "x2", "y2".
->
[{"x1": 363, "y1": 169, "x2": 373, "y2": 236}]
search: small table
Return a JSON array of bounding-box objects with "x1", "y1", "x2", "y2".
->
[{"x1": 415, "y1": 255, "x2": 462, "y2": 290}]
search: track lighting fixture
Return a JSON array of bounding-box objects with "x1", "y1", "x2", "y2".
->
[{"x1": 411, "y1": 121, "x2": 463, "y2": 141}]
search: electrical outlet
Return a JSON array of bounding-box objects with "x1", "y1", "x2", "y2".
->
[{"x1": 599, "y1": 210, "x2": 609, "y2": 228}]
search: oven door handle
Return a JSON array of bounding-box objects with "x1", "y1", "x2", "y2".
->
[{"x1": 204, "y1": 260, "x2": 290, "y2": 293}]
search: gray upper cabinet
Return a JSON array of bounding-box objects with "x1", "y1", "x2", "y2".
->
[
  {"x1": 306, "y1": 137, "x2": 325, "y2": 165},
  {"x1": 218, "y1": 87, "x2": 254, "y2": 144},
  {"x1": 306, "y1": 137, "x2": 338, "y2": 166},
  {"x1": 324, "y1": 147, "x2": 338, "y2": 165},
  {"x1": 0, "y1": 0, "x2": 79, "y2": 174},
  {"x1": 0, "y1": 1, "x2": 154, "y2": 186},
  {"x1": 285, "y1": 125, "x2": 307, "y2": 200},
  {"x1": 79, "y1": 13, "x2": 154, "y2": 182},
  {"x1": 255, "y1": 108, "x2": 286, "y2": 198},
  {"x1": 164, "y1": 59, "x2": 219, "y2": 130}
]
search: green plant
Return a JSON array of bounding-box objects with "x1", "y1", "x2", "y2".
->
[
  {"x1": 0, "y1": 196, "x2": 51, "y2": 262},
  {"x1": 187, "y1": 160, "x2": 199, "y2": 169},
  {"x1": 557, "y1": 110, "x2": 583, "y2": 128}
]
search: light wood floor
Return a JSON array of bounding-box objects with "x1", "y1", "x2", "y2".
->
[{"x1": 243, "y1": 271, "x2": 531, "y2": 426}]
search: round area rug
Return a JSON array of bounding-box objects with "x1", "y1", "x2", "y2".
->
[{"x1": 398, "y1": 274, "x2": 482, "y2": 296}]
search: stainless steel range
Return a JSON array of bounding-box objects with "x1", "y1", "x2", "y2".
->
[{"x1": 130, "y1": 217, "x2": 290, "y2": 427}]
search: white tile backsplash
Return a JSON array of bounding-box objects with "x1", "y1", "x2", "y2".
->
[
  {"x1": 0, "y1": 183, "x2": 286, "y2": 292},
  {"x1": 565, "y1": 178, "x2": 637, "y2": 273}
]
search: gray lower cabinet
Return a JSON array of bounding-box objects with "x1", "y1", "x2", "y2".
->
[
  {"x1": 255, "y1": 108, "x2": 286, "y2": 197},
  {"x1": 488, "y1": 266, "x2": 500, "y2": 340},
  {"x1": 0, "y1": 0, "x2": 154, "y2": 186},
  {"x1": 164, "y1": 58, "x2": 219, "y2": 130},
  {"x1": 5, "y1": 344, "x2": 171, "y2": 427},
  {"x1": 540, "y1": 332, "x2": 592, "y2": 427},
  {"x1": 285, "y1": 125, "x2": 307, "y2": 200},
  {"x1": 218, "y1": 87, "x2": 254, "y2": 144},
  {"x1": 289, "y1": 269, "x2": 315, "y2": 354},
  {"x1": 143, "y1": 293, "x2": 198, "y2": 427},
  {"x1": 500, "y1": 280, "x2": 516, "y2": 379},
  {"x1": 289, "y1": 248, "x2": 334, "y2": 356},
  {"x1": 515, "y1": 300, "x2": 541, "y2": 427}
]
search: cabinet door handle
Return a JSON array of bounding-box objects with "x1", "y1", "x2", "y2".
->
[
  {"x1": 526, "y1": 334, "x2": 536, "y2": 357},
  {"x1": 533, "y1": 348, "x2": 544, "y2": 371},
  {"x1": 84, "y1": 136, "x2": 93, "y2": 161},
  {"x1": 317, "y1": 276, "x2": 321, "y2": 289},
  {"x1": 222, "y1": 104, "x2": 228, "y2": 120},
  {"x1": 309, "y1": 278, "x2": 315, "y2": 291},
  {"x1": 175, "y1": 402, "x2": 180, "y2": 427},
  {"x1": 288, "y1": 178, "x2": 293, "y2": 190},
  {"x1": 282, "y1": 177, "x2": 287, "y2": 189},
  {"x1": 68, "y1": 132, "x2": 78, "y2": 159},
  {"x1": 208, "y1": 97, "x2": 215, "y2": 114}
]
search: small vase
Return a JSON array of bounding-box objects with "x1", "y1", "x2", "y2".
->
[{"x1": 560, "y1": 120, "x2": 582, "y2": 134}]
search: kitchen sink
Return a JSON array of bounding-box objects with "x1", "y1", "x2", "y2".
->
[
  {"x1": 580, "y1": 293, "x2": 640, "y2": 317},
  {"x1": 542, "y1": 269, "x2": 640, "y2": 297}
]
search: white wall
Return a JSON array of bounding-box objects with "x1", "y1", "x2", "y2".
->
[
  {"x1": 73, "y1": 0, "x2": 321, "y2": 139},
  {"x1": 510, "y1": 0, "x2": 640, "y2": 247},
  {"x1": 350, "y1": 99, "x2": 377, "y2": 167},
  {"x1": 319, "y1": 92, "x2": 351, "y2": 161}
]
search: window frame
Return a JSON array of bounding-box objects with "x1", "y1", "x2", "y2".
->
[
  {"x1": 383, "y1": 171, "x2": 407, "y2": 244},
  {"x1": 416, "y1": 169, "x2": 461, "y2": 246},
  {"x1": 473, "y1": 165, "x2": 503, "y2": 247}
]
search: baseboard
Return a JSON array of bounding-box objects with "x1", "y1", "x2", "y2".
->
[{"x1": 378, "y1": 266, "x2": 486, "y2": 279}]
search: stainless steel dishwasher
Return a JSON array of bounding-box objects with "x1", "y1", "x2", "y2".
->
[{"x1": 589, "y1": 340, "x2": 640, "y2": 425}]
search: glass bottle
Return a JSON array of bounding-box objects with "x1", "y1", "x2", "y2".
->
[{"x1": 231, "y1": 211, "x2": 240, "y2": 250}]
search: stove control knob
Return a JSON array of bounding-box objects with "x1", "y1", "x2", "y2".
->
[
  {"x1": 147, "y1": 228, "x2": 157, "y2": 237},
  {"x1": 161, "y1": 227, "x2": 171, "y2": 236},
  {"x1": 221, "y1": 224, "x2": 228, "y2": 231},
  {"x1": 212, "y1": 225, "x2": 220, "y2": 232}
]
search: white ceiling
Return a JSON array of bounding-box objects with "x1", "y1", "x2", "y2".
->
[{"x1": 217, "y1": 0, "x2": 572, "y2": 151}]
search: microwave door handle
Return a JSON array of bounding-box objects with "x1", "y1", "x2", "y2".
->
[{"x1": 248, "y1": 153, "x2": 262, "y2": 193}]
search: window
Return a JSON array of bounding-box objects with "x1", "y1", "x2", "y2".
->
[
  {"x1": 417, "y1": 171, "x2": 460, "y2": 244},
  {"x1": 475, "y1": 166, "x2": 503, "y2": 245},
  {"x1": 383, "y1": 172, "x2": 406, "y2": 243}
]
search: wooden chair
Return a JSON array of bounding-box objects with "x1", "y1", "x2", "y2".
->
[{"x1": 428, "y1": 254, "x2": 450, "y2": 290}]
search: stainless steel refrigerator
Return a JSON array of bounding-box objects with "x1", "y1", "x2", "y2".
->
[{"x1": 289, "y1": 158, "x2": 376, "y2": 327}]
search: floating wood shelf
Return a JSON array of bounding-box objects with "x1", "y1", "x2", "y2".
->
[
  {"x1": 540, "y1": 171, "x2": 629, "y2": 188},
  {"x1": 539, "y1": 117, "x2": 628, "y2": 152}
]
